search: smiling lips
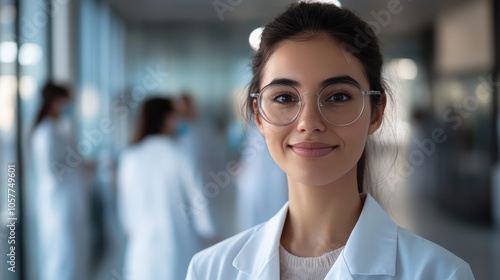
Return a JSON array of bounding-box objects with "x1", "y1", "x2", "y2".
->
[{"x1": 289, "y1": 142, "x2": 338, "y2": 158}]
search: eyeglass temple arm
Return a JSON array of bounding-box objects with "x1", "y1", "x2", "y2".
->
[
  {"x1": 363, "y1": 90, "x2": 382, "y2": 95},
  {"x1": 250, "y1": 93, "x2": 260, "y2": 98}
]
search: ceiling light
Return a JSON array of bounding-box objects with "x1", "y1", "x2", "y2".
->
[{"x1": 249, "y1": 27, "x2": 264, "y2": 51}]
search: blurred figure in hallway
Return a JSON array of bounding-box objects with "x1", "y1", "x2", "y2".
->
[
  {"x1": 117, "y1": 97, "x2": 216, "y2": 280},
  {"x1": 175, "y1": 93, "x2": 232, "y2": 237},
  {"x1": 236, "y1": 124, "x2": 288, "y2": 231},
  {"x1": 31, "y1": 82, "x2": 91, "y2": 280}
]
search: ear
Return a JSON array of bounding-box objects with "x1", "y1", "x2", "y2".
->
[
  {"x1": 368, "y1": 93, "x2": 387, "y2": 135},
  {"x1": 253, "y1": 99, "x2": 265, "y2": 135}
]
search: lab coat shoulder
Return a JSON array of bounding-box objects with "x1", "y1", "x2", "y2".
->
[
  {"x1": 117, "y1": 146, "x2": 139, "y2": 180},
  {"x1": 118, "y1": 136, "x2": 183, "y2": 169},
  {"x1": 187, "y1": 224, "x2": 263, "y2": 280},
  {"x1": 32, "y1": 119, "x2": 58, "y2": 163},
  {"x1": 393, "y1": 227, "x2": 474, "y2": 280}
]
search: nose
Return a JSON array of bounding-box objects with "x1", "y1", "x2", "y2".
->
[{"x1": 296, "y1": 93, "x2": 326, "y2": 133}]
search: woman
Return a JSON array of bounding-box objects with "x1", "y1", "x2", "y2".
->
[
  {"x1": 32, "y1": 82, "x2": 90, "y2": 280},
  {"x1": 186, "y1": 3, "x2": 474, "y2": 279},
  {"x1": 117, "y1": 97, "x2": 215, "y2": 280}
]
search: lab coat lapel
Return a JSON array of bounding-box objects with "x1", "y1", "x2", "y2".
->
[
  {"x1": 232, "y1": 194, "x2": 397, "y2": 279},
  {"x1": 325, "y1": 193, "x2": 398, "y2": 279},
  {"x1": 232, "y1": 202, "x2": 289, "y2": 279}
]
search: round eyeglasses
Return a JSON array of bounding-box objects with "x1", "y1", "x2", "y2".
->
[{"x1": 250, "y1": 83, "x2": 381, "y2": 126}]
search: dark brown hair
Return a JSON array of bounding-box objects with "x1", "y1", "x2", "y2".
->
[
  {"x1": 132, "y1": 97, "x2": 174, "y2": 144},
  {"x1": 34, "y1": 82, "x2": 70, "y2": 128},
  {"x1": 244, "y1": 2, "x2": 388, "y2": 192}
]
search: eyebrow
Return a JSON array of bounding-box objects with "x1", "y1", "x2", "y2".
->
[{"x1": 266, "y1": 75, "x2": 361, "y2": 89}]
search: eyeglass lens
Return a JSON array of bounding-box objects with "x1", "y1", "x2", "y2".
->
[{"x1": 258, "y1": 84, "x2": 365, "y2": 125}]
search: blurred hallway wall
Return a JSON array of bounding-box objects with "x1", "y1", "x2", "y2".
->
[{"x1": 123, "y1": 21, "x2": 258, "y2": 129}]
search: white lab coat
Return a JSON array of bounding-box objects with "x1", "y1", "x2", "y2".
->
[
  {"x1": 187, "y1": 193, "x2": 475, "y2": 280},
  {"x1": 117, "y1": 135, "x2": 215, "y2": 280},
  {"x1": 236, "y1": 125, "x2": 288, "y2": 231},
  {"x1": 32, "y1": 118, "x2": 90, "y2": 280}
]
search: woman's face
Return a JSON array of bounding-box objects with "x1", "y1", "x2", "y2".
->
[
  {"x1": 163, "y1": 112, "x2": 178, "y2": 136},
  {"x1": 254, "y1": 35, "x2": 385, "y2": 187},
  {"x1": 52, "y1": 96, "x2": 69, "y2": 117}
]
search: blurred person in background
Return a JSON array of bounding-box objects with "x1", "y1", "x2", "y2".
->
[
  {"x1": 236, "y1": 124, "x2": 288, "y2": 231},
  {"x1": 187, "y1": 2, "x2": 475, "y2": 279},
  {"x1": 117, "y1": 97, "x2": 216, "y2": 280},
  {"x1": 175, "y1": 93, "x2": 231, "y2": 236},
  {"x1": 31, "y1": 82, "x2": 91, "y2": 280}
]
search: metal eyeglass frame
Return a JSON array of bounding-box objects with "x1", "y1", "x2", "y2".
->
[{"x1": 250, "y1": 84, "x2": 381, "y2": 126}]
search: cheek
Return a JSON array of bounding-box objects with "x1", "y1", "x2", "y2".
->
[
  {"x1": 337, "y1": 113, "x2": 372, "y2": 157},
  {"x1": 343, "y1": 127, "x2": 368, "y2": 159},
  {"x1": 261, "y1": 125, "x2": 289, "y2": 165}
]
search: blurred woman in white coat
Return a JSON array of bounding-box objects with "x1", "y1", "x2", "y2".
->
[
  {"x1": 187, "y1": 3, "x2": 474, "y2": 279},
  {"x1": 117, "y1": 97, "x2": 215, "y2": 280},
  {"x1": 32, "y1": 82, "x2": 90, "y2": 280}
]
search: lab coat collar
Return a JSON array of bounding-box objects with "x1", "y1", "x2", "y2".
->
[
  {"x1": 232, "y1": 200, "x2": 288, "y2": 278},
  {"x1": 143, "y1": 134, "x2": 173, "y2": 142},
  {"x1": 139, "y1": 134, "x2": 176, "y2": 147},
  {"x1": 341, "y1": 193, "x2": 397, "y2": 276},
  {"x1": 232, "y1": 193, "x2": 398, "y2": 279}
]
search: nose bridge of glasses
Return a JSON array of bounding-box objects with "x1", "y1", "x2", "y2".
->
[
  {"x1": 299, "y1": 91, "x2": 320, "y2": 105},
  {"x1": 300, "y1": 91, "x2": 320, "y2": 97},
  {"x1": 297, "y1": 92, "x2": 322, "y2": 118}
]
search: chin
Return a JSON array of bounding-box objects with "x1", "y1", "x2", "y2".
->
[
  {"x1": 286, "y1": 165, "x2": 356, "y2": 186},
  {"x1": 289, "y1": 167, "x2": 345, "y2": 187}
]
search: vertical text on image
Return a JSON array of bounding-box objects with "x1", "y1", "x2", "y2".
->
[{"x1": 6, "y1": 164, "x2": 17, "y2": 273}]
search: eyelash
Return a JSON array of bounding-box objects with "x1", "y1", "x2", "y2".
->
[
  {"x1": 323, "y1": 91, "x2": 353, "y2": 102},
  {"x1": 272, "y1": 92, "x2": 299, "y2": 103}
]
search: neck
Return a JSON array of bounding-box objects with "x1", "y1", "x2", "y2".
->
[{"x1": 280, "y1": 167, "x2": 362, "y2": 257}]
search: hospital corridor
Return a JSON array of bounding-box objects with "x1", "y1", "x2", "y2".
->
[{"x1": 0, "y1": 0, "x2": 499, "y2": 279}]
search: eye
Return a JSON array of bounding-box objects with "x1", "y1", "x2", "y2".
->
[
  {"x1": 326, "y1": 92, "x2": 352, "y2": 103},
  {"x1": 273, "y1": 93, "x2": 298, "y2": 103}
]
